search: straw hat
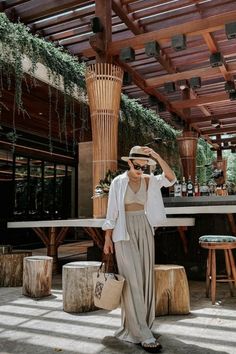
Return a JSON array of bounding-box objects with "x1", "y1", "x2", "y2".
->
[{"x1": 121, "y1": 146, "x2": 156, "y2": 166}]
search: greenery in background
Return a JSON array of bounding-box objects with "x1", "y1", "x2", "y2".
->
[
  {"x1": 92, "y1": 169, "x2": 123, "y2": 198},
  {"x1": 0, "y1": 13, "x2": 86, "y2": 105},
  {"x1": 119, "y1": 95, "x2": 183, "y2": 178},
  {"x1": 0, "y1": 13, "x2": 86, "y2": 150},
  {"x1": 224, "y1": 150, "x2": 236, "y2": 184},
  {"x1": 196, "y1": 138, "x2": 215, "y2": 184}
]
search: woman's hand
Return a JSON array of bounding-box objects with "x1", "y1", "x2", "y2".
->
[
  {"x1": 142, "y1": 146, "x2": 176, "y2": 182},
  {"x1": 103, "y1": 235, "x2": 114, "y2": 254},
  {"x1": 142, "y1": 147, "x2": 159, "y2": 160}
]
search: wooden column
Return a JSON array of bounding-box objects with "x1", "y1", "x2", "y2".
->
[
  {"x1": 87, "y1": 1, "x2": 122, "y2": 218},
  {"x1": 94, "y1": 0, "x2": 112, "y2": 63}
]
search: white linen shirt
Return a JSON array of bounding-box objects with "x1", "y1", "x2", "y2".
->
[{"x1": 102, "y1": 171, "x2": 176, "y2": 242}]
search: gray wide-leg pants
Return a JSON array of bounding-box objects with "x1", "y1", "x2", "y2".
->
[{"x1": 114, "y1": 210, "x2": 155, "y2": 344}]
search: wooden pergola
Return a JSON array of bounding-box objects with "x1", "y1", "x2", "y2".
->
[{"x1": 1, "y1": 0, "x2": 236, "y2": 152}]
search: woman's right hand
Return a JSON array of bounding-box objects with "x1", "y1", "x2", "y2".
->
[{"x1": 103, "y1": 236, "x2": 114, "y2": 255}]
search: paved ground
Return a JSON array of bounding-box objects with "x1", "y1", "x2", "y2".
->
[{"x1": 0, "y1": 277, "x2": 236, "y2": 354}]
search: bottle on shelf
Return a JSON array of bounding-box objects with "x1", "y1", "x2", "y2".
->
[
  {"x1": 181, "y1": 176, "x2": 187, "y2": 197},
  {"x1": 194, "y1": 176, "x2": 200, "y2": 197},
  {"x1": 187, "y1": 175, "x2": 194, "y2": 197},
  {"x1": 174, "y1": 180, "x2": 182, "y2": 197},
  {"x1": 222, "y1": 184, "x2": 228, "y2": 196}
]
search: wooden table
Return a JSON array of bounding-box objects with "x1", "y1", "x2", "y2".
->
[{"x1": 7, "y1": 216, "x2": 195, "y2": 272}]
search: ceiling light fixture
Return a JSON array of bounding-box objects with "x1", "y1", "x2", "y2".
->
[
  {"x1": 177, "y1": 79, "x2": 189, "y2": 90},
  {"x1": 210, "y1": 52, "x2": 223, "y2": 67},
  {"x1": 211, "y1": 118, "x2": 221, "y2": 128},
  {"x1": 171, "y1": 34, "x2": 187, "y2": 51}
]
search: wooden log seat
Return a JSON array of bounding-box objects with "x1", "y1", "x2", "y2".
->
[
  {"x1": 0, "y1": 251, "x2": 32, "y2": 287},
  {"x1": 154, "y1": 264, "x2": 190, "y2": 316},
  {"x1": 22, "y1": 256, "x2": 53, "y2": 298},
  {"x1": 199, "y1": 235, "x2": 236, "y2": 305},
  {"x1": 62, "y1": 261, "x2": 101, "y2": 313}
]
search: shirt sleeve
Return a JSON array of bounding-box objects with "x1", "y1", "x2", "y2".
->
[
  {"x1": 155, "y1": 172, "x2": 176, "y2": 188},
  {"x1": 102, "y1": 179, "x2": 118, "y2": 230}
]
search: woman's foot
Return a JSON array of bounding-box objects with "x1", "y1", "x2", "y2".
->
[{"x1": 140, "y1": 340, "x2": 162, "y2": 353}]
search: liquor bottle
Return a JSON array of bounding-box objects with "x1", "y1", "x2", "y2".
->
[
  {"x1": 194, "y1": 176, "x2": 200, "y2": 197},
  {"x1": 187, "y1": 175, "x2": 194, "y2": 197},
  {"x1": 174, "y1": 180, "x2": 182, "y2": 197},
  {"x1": 181, "y1": 176, "x2": 187, "y2": 197}
]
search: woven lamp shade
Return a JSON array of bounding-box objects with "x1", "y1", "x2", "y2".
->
[{"x1": 86, "y1": 63, "x2": 123, "y2": 217}]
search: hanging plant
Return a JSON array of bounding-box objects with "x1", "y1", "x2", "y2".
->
[
  {"x1": 0, "y1": 13, "x2": 86, "y2": 112},
  {"x1": 119, "y1": 94, "x2": 181, "y2": 174}
]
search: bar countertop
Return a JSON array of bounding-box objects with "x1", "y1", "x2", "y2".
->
[{"x1": 163, "y1": 195, "x2": 236, "y2": 207}]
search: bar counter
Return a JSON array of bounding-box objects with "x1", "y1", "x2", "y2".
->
[{"x1": 163, "y1": 195, "x2": 236, "y2": 207}]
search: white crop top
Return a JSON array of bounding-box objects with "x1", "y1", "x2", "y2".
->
[{"x1": 124, "y1": 177, "x2": 147, "y2": 205}]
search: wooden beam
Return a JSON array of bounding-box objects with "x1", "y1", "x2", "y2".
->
[
  {"x1": 172, "y1": 92, "x2": 229, "y2": 110},
  {"x1": 108, "y1": 10, "x2": 236, "y2": 55},
  {"x1": 145, "y1": 63, "x2": 236, "y2": 88},
  {"x1": 189, "y1": 112, "x2": 236, "y2": 124},
  {"x1": 94, "y1": 0, "x2": 112, "y2": 62},
  {"x1": 202, "y1": 126, "x2": 236, "y2": 135},
  {"x1": 202, "y1": 32, "x2": 232, "y2": 81},
  {"x1": 112, "y1": 0, "x2": 144, "y2": 35}
]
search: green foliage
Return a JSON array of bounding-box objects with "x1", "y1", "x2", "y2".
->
[
  {"x1": 0, "y1": 13, "x2": 86, "y2": 111},
  {"x1": 224, "y1": 150, "x2": 236, "y2": 183},
  {"x1": 196, "y1": 138, "x2": 215, "y2": 184},
  {"x1": 119, "y1": 95, "x2": 180, "y2": 168},
  {"x1": 92, "y1": 169, "x2": 124, "y2": 198}
]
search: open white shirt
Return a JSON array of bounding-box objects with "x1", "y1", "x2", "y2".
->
[{"x1": 102, "y1": 171, "x2": 176, "y2": 242}]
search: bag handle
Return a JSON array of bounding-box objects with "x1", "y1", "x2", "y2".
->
[{"x1": 96, "y1": 253, "x2": 114, "y2": 280}]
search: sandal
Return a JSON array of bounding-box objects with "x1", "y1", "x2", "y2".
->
[{"x1": 140, "y1": 340, "x2": 162, "y2": 353}]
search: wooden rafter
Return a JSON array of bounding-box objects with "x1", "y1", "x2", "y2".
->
[
  {"x1": 172, "y1": 92, "x2": 229, "y2": 110},
  {"x1": 108, "y1": 10, "x2": 236, "y2": 55},
  {"x1": 112, "y1": 0, "x2": 144, "y2": 35}
]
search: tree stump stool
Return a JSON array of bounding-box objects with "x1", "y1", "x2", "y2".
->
[
  {"x1": 22, "y1": 256, "x2": 53, "y2": 298},
  {"x1": 0, "y1": 251, "x2": 32, "y2": 287},
  {"x1": 154, "y1": 264, "x2": 190, "y2": 316},
  {"x1": 63, "y1": 261, "x2": 100, "y2": 313}
]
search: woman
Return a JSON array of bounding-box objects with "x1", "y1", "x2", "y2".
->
[{"x1": 102, "y1": 146, "x2": 176, "y2": 353}]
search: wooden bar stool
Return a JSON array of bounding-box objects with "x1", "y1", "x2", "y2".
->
[{"x1": 199, "y1": 235, "x2": 236, "y2": 304}]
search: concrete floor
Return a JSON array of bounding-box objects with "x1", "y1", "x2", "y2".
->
[{"x1": 0, "y1": 277, "x2": 236, "y2": 354}]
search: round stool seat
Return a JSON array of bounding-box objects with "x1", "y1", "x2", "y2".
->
[{"x1": 199, "y1": 235, "x2": 236, "y2": 243}]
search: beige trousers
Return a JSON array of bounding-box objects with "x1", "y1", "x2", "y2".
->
[{"x1": 114, "y1": 210, "x2": 155, "y2": 344}]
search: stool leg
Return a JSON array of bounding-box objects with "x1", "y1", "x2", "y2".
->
[
  {"x1": 224, "y1": 250, "x2": 234, "y2": 296},
  {"x1": 211, "y1": 249, "x2": 216, "y2": 305},
  {"x1": 228, "y1": 250, "x2": 236, "y2": 288},
  {"x1": 206, "y1": 250, "x2": 212, "y2": 298}
]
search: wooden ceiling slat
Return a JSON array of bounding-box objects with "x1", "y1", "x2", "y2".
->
[
  {"x1": 112, "y1": 0, "x2": 143, "y2": 35},
  {"x1": 28, "y1": 2, "x2": 95, "y2": 30},
  {"x1": 13, "y1": 0, "x2": 91, "y2": 23},
  {"x1": 172, "y1": 92, "x2": 229, "y2": 110},
  {"x1": 108, "y1": 10, "x2": 236, "y2": 55},
  {"x1": 145, "y1": 62, "x2": 236, "y2": 87},
  {"x1": 133, "y1": 1, "x2": 195, "y2": 21}
]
